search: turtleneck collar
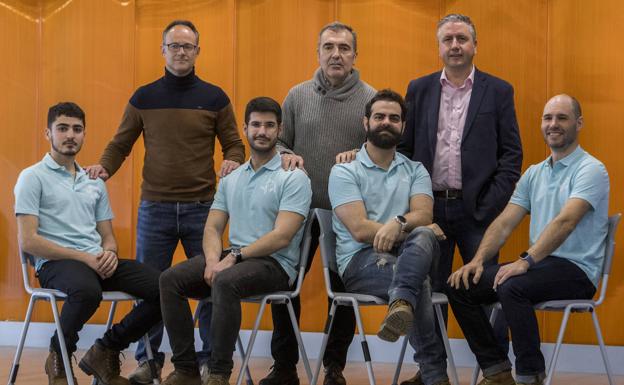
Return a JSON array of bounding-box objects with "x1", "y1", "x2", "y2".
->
[
  {"x1": 163, "y1": 67, "x2": 198, "y2": 88},
  {"x1": 312, "y1": 67, "x2": 362, "y2": 101}
]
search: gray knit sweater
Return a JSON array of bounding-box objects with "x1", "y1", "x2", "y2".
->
[{"x1": 278, "y1": 68, "x2": 376, "y2": 209}]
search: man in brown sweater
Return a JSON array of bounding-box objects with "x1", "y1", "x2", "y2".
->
[{"x1": 86, "y1": 19, "x2": 245, "y2": 384}]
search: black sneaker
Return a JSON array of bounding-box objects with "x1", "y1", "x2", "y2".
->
[
  {"x1": 323, "y1": 364, "x2": 346, "y2": 385},
  {"x1": 258, "y1": 365, "x2": 299, "y2": 385}
]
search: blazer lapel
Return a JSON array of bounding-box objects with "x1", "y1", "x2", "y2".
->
[
  {"x1": 427, "y1": 73, "x2": 442, "y2": 158},
  {"x1": 463, "y1": 69, "x2": 487, "y2": 141}
]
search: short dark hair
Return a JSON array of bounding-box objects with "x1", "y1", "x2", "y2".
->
[
  {"x1": 245, "y1": 97, "x2": 282, "y2": 125},
  {"x1": 437, "y1": 13, "x2": 477, "y2": 42},
  {"x1": 318, "y1": 21, "x2": 357, "y2": 53},
  {"x1": 568, "y1": 95, "x2": 582, "y2": 119},
  {"x1": 162, "y1": 20, "x2": 200, "y2": 45},
  {"x1": 365, "y1": 89, "x2": 407, "y2": 121},
  {"x1": 47, "y1": 102, "x2": 85, "y2": 129}
]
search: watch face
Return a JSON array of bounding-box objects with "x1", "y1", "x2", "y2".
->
[{"x1": 397, "y1": 215, "x2": 407, "y2": 224}]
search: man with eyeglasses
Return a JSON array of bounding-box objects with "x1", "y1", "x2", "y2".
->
[{"x1": 86, "y1": 19, "x2": 245, "y2": 384}]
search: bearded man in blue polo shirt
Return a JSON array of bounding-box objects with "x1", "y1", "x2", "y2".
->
[
  {"x1": 328, "y1": 89, "x2": 451, "y2": 385},
  {"x1": 14, "y1": 102, "x2": 162, "y2": 385},
  {"x1": 447, "y1": 94, "x2": 610, "y2": 385},
  {"x1": 158, "y1": 96, "x2": 312, "y2": 385}
]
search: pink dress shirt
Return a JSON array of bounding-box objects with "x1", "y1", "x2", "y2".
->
[{"x1": 431, "y1": 66, "x2": 475, "y2": 191}]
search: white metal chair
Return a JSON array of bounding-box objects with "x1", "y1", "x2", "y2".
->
[
  {"x1": 235, "y1": 211, "x2": 315, "y2": 385},
  {"x1": 312, "y1": 208, "x2": 460, "y2": 385},
  {"x1": 7, "y1": 248, "x2": 160, "y2": 385},
  {"x1": 470, "y1": 213, "x2": 621, "y2": 385},
  {"x1": 192, "y1": 211, "x2": 315, "y2": 385}
]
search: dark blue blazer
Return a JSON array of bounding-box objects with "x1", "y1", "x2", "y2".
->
[{"x1": 398, "y1": 68, "x2": 523, "y2": 224}]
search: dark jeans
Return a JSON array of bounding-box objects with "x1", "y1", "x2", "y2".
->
[
  {"x1": 433, "y1": 197, "x2": 508, "y2": 353},
  {"x1": 159, "y1": 254, "x2": 290, "y2": 375},
  {"x1": 447, "y1": 256, "x2": 596, "y2": 382},
  {"x1": 37, "y1": 259, "x2": 161, "y2": 355},
  {"x1": 269, "y1": 217, "x2": 356, "y2": 370},
  {"x1": 342, "y1": 227, "x2": 448, "y2": 385},
  {"x1": 134, "y1": 200, "x2": 212, "y2": 366}
]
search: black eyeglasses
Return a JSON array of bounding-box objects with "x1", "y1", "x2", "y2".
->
[{"x1": 165, "y1": 43, "x2": 197, "y2": 53}]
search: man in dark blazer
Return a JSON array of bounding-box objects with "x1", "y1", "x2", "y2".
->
[{"x1": 397, "y1": 13, "x2": 522, "y2": 385}]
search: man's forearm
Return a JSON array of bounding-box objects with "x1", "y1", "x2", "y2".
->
[
  {"x1": 240, "y1": 228, "x2": 296, "y2": 259},
  {"x1": 473, "y1": 218, "x2": 514, "y2": 264},
  {"x1": 203, "y1": 228, "x2": 223, "y2": 263},
  {"x1": 526, "y1": 214, "x2": 579, "y2": 262},
  {"x1": 21, "y1": 234, "x2": 92, "y2": 263}
]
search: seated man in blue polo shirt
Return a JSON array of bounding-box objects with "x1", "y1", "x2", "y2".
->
[
  {"x1": 158, "y1": 96, "x2": 312, "y2": 385},
  {"x1": 447, "y1": 94, "x2": 610, "y2": 385},
  {"x1": 328, "y1": 89, "x2": 450, "y2": 385},
  {"x1": 14, "y1": 102, "x2": 162, "y2": 385}
]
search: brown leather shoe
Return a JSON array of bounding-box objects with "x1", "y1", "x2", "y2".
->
[
  {"x1": 258, "y1": 365, "x2": 299, "y2": 385},
  {"x1": 400, "y1": 371, "x2": 449, "y2": 385},
  {"x1": 78, "y1": 343, "x2": 129, "y2": 385},
  {"x1": 323, "y1": 364, "x2": 346, "y2": 385},
  {"x1": 377, "y1": 299, "x2": 413, "y2": 342},
  {"x1": 204, "y1": 372, "x2": 230, "y2": 385},
  {"x1": 161, "y1": 369, "x2": 201, "y2": 385},
  {"x1": 45, "y1": 350, "x2": 77, "y2": 385},
  {"x1": 477, "y1": 370, "x2": 516, "y2": 385}
]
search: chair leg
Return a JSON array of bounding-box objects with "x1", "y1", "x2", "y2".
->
[
  {"x1": 544, "y1": 307, "x2": 572, "y2": 385},
  {"x1": 7, "y1": 296, "x2": 37, "y2": 385},
  {"x1": 436, "y1": 304, "x2": 459, "y2": 385},
  {"x1": 469, "y1": 304, "x2": 499, "y2": 385},
  {"x1": 236, "y1": 300, "x2": 268, "y2": 385},
  {"x1": 286, "y1": 299, "x2": 312, "y2": 382},
  {"x1": 142, "y1": 333, "x2": 161, "y2": 385},
  {"x1": 351, "y1": 300, "x2": 376, "y2": 385},
  {"x1": 590, "y1": 310, "x2": 614, "y2": 385},
  {"x1": 312, "y1": 300, "x2": 338, "y2": 385},
  {"x1": 236, "y1": 335, "x2": 254, "y2": 385},
  {"x1": 391, "y1": 336, "x2": 409, "y2": 385},
  {"x1": 50, "y1": 297, "x2": 76, "y2": 385}
]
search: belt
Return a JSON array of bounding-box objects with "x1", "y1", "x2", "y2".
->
[{"x1": 433, "y1": 189, "x2": 463, "y2": 199}]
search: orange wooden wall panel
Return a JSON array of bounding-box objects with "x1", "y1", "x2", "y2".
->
[{"x1": 1, "y1": 0, "x2": 624, "y2": 347}]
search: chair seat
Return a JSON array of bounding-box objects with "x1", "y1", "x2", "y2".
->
[
  {"x1": 535, "y1": 299, "x2": 596, "y2": 311},
  {"x1": 332, "y1": 292, "x2": 388, "y2": 305},
  {"x1": 242, "y1": 291, "x2": 295, "y2": 303}
]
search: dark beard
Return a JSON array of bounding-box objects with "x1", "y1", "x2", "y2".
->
[{"x1": 366, "y1": 126, "x2": 402, "y2": 149}]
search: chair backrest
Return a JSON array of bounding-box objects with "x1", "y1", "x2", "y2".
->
[
  {"x1": 595, "y1": 213, "x2": 621, "y2": 305},
  {"x1": 290, "y1": 210, "x2": 316, "y2": 296},
  {"x1": 314, "y1": 208, "x2": 338, "y2": 298},
  {"x1": 18, "y1": 245, "x2": 35, "y2": 295}
]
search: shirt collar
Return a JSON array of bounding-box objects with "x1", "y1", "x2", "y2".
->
[
  {"x1": 243, "y1": 152, "x2": 282, "y2": 172},
  {"x1": 545, "y1": 145, "x2": 584, "y2": 169},
  {"x1": 440, "y1": 65, "x2": 475, "y2": 88},
  {"x1": 356, "y1": 143, "x2": 405, "y2": 170},
  {"x1": 42, "y1": 153, "x2": 84, "y2": 176}
]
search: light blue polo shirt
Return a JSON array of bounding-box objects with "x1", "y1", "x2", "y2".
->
[
  {"x1": 14, "y1": 153, "x2": 114, "y2": 271},
  {"x1": 328, "y1": 144, "x2": 433, "y2": 275},
  {"x1": 211, "y1": 152, "x2": 312, "y2": 283},
  {"x1": 510, "y1": 146, "x2": 609, "y2": 286}
]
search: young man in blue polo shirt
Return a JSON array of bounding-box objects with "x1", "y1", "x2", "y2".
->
[
  {"x1": 447, "y1": 94, "x2": 610, "y2": 385},
  {"x1": 328, "y1": 89, "x2": 450, "y2": 385},
  {"x1": 158, "y1": 96, "x2": 312, "y2": 385},
  {"x1": 14, "y1": 102, "x2": 162, "y2": 385}
]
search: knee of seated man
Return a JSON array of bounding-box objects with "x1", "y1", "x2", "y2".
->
[
  {"x1": 159, "y1": 266, "x2": 184, "y2": 293},
  {"x1": 404, "y1": 226, "x2": 438, "y2": 251},
  {"x1": 495, "y1": 276, "x2": 528, "y2": 301}
]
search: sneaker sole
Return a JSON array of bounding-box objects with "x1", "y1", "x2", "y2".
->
[{"x1": 377, "y1": 307, "x2": 413, "y2": 342}]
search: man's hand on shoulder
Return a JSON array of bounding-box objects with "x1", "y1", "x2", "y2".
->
[
  {"x1": 335, "y1": 149, "x2": 358, "y2": 164},
  {"x1": 448, "y1": 259, "x2": 484, "y2": 290},
  {"x1": 281, "y1": 153, "x2": 306, "y2": 172},
  {"x1": 85, "y1": 164, "x2": 110, "y2": 181},
  {"x1": 219, "y1": 160, "x2": 241, "y2": 177},
  {"x1": 373, "y1": 219, "x2": 402, "y2": 253}
]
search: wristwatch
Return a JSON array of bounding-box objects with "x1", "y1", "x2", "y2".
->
[
  {"x1": 520, "y1": 251, "x2": 536, "y2": 269},
  {"x1": 393, "y1": 215, "x2": 407, "y2": 232},
  {"x1": 230, "y1": 248, "x2": 243, "y2": 264}
]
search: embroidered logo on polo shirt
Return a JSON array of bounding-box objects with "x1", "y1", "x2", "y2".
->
[{"x1": 260, "y1": 180, "x2": 277, "y2": 194}]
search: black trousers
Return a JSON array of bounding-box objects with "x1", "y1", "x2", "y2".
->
[
  {"x1": 37, "y1": 258, "x2": 162, "y2": 354},
  {"x1": 269, "y1": 217, "x2": 356, "y2": 370}
]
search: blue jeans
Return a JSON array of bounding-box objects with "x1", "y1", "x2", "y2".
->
[
  {"x1": 447, "y1": 256, "x2": 596, "y2": 383},
  {"x1": 433, "y1": 197, "x2": 508, "y2": 353},
  {"x1": 342, "y1": 227, "x2": 448, "y2": 385},
  {"x1": 134, "y1": 200, "x2": 212, "y2": 366}
]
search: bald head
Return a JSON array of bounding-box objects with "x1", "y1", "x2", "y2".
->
[{"x1": 545, "y1": 94, "x2": 582, "y2": 119}]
